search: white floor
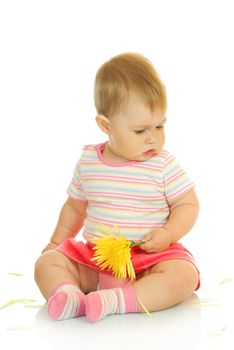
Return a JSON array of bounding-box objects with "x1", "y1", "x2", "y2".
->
[{"x1": 0, "y1": 268, "x2": 233, "y2": 350}]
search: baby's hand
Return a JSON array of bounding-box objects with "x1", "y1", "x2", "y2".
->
[{"x1": 140, "y1": 228, "x2": 172, "y2": 253}]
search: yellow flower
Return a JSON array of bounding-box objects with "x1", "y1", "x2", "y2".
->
[
  {"x1": 90, "y1": 225, "x2": 151, "y2": 317},
  {"x1": 90, "y1": 224, "x2": 139, "y2": 280}
]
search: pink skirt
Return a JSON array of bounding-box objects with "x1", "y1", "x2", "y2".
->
[{"x1": 56, "y1": 238, "x2": 200, "y2": 290}]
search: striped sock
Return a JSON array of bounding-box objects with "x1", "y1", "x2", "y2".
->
[
  {"x1": 85, "y1": 285, "x2": 138, "y2": 323},
  {"x1": 48, "y1": 283, "x2": 85, "y2": 320}
]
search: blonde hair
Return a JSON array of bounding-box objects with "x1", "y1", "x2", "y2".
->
[{"x1": 94, "y1": 52, "x2": 167, "y2": 117}]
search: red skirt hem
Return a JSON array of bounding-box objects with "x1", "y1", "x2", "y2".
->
[{"x1": 56, "y1": 238, "x2": 200, "y2": 290}]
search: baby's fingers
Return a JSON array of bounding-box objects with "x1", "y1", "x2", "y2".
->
[{"x1": 140, "y1": 240, "x2": 153, "y2": 251}]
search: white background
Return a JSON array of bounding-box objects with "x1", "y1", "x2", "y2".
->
[{"x1": 0, "y1": 0, "x2": 233, "y2": 279}]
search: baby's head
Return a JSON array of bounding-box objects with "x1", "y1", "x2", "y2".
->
[
  {"x1": 94, "y1": 52, "x2": 167, "y2": 117},
  {"x1": 94, "y1": 53, "x2": 167, "y2": 162}
]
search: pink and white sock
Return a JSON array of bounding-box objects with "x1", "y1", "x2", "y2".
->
[
  {"x1": 48, "y1": 283, "x2": 85, "y2": 320},
  {"x1": 85, "y1": 285, "x2": 138, "y2": 323}
]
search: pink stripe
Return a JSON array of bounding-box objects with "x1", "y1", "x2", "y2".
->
[
  {"x1": 67, "y1": 192, "x2": 87, "y2": 201},
  {"x1": 82, "y1": 175, "x2": 161, "y2": 185},
  {"x1": 166, "y1": 184, "x2": 194, "y2": 200},
  {"x1": 89, "y1": 201, "x2": 169, "y2": 212},
  {"x1": 88, "y1": 216, "x2": 166, "y2": 228},
  {"x1": 130, "y1": 163, "x2": 163, "y2": 171},
  {"x1": 159, "y1": 150, "x2": 169, "y2": 158},
  {"x1": 90, "y1": 200, "x2": 168, "y2": 210},
  {"x1": 86, "y1": 191, "x2": 165, "y2": 200},
  {"x1": 81, "y1": 160, "x2": 102, "y2": 165},
  {"x1": 83, "y1": 145, "x2": 96, "y2": 150},
  {"x1": 165, "y1": 170, "x2": 185, "y2": 185},
  {"x1": 81, "y1": 159, "x2": 163, "y2": 172},
  {"x1": 164, "y1": 155, "x2": 175, "y2": 167},
  {"x1": 71, "y1": 180, "x2": 81, "y2": 190}
]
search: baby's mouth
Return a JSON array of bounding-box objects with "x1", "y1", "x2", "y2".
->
[{"x1": 143, "y1": 149, "x2": 157, "y2": 157}]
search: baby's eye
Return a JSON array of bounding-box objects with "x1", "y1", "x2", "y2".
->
[
  {"x1": 156, "y1": 125, "x2": 164, "y2": 129},
  {"x1": 134, "y1": 129, "x2": 146, "y2": 134}
]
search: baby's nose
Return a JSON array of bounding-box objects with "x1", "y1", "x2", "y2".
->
[{"x1": 146, "y1": 130, "x2": 157, "y2": 144}]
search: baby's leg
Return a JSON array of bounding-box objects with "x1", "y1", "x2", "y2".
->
[
  {"x1": 133, "y1": 259, "x2": 199, "y2": 312},
  {"x1": 34, "y1": 250, "x2": 98, "y2": 320},
  {"x1": 85, "y1": 259, "x2": 198, "y2": 322}
]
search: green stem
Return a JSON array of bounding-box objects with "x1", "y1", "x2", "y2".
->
[{"x1": 130, "y1": 241, "x2": 143, "y2": 247}]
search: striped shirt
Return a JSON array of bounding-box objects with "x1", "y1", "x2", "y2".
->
[{"x1": 67, "y1": 143, "x2": 194, "y2": 241}]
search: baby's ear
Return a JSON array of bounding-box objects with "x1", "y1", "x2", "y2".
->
[{"x1": 96, "y1": 115, "x2": 110, "y2": 134}]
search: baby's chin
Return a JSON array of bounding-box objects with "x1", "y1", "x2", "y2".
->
[{"x1": 133, "y1": 153, "x2": 158, "y2": 162}]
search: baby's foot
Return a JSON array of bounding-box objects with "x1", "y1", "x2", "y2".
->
[
  {"x1": 48, "y1": 283, "x2": 85, "y2": 320},
  {"x1": 85, "y1": 285, "x2": 137, "y2": 323}
]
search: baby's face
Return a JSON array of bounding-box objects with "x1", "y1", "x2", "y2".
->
[{"x1": 105, "y1": 93, "x2": 166, "y2": 162}]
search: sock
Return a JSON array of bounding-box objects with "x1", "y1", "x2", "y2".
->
[
  {"x1": 47, "y1": 283, "x2": 85, "y2": 320},
  {"x1": 98, "y1": 272, "x2": 131, "y2": 289},
  {"x1": 85, "y1": 285, "x2": 138, "y2": 323}
]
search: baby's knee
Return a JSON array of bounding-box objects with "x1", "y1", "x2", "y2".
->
[
  {"x1": 174, "y1": 263, "x2": 199, "y2": 294},
  {"x1": 34, "y1": 250, "x2": 60, "y2": 282}
]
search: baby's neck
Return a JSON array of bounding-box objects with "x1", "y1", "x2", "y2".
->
[{"x1": 103, "y1": 143, "x2": 128, "y2": 163}]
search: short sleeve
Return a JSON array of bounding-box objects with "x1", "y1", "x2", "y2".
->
[
  {"x1": 67, "y1": 161, "x2": 87, "y2": 201},
  {"x1": 163, "y1": 154, "x2": 194, "y2": 203}
]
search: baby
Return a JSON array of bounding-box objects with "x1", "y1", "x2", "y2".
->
[{"x1": 35, "y1": 52, "x2": 200, "y2": 323}]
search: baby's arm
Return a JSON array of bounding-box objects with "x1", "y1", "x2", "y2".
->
[
  {"x1": 141, "y1": 189, "x2": 199, "y2": 253},
  {"x1": 42, "y1": 197, "x2": 87, "y2": 253},
  {"x1": 164, "y1": 188, "x2": 199, "y2": 242}
]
